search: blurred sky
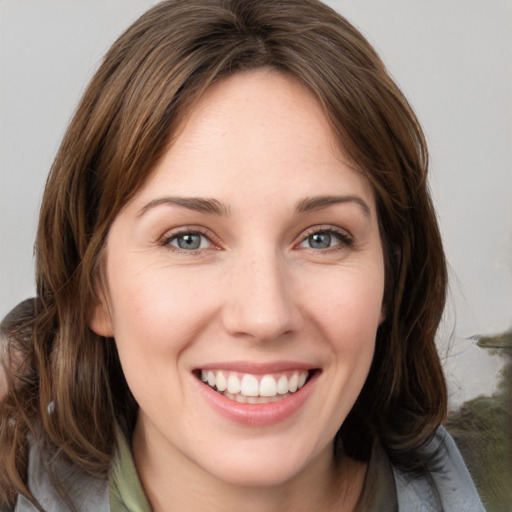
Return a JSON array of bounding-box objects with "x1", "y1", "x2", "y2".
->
[{"x1": 1, "y1": 0, "x2": 511, "y2": 407}]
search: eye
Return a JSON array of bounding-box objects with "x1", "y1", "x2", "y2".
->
[
  {"x1": 165, "y1": 231, "x2": 212, "y2": 251},
  {"x1": 298, "y1": 228, "x2": 351, "y2": 250}
]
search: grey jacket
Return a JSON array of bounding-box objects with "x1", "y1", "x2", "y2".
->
[{"x1": 15, "y1": 427, "x2": 485, "y2": 511}]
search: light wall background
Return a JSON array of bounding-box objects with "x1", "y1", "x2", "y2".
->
[{"x1": 1, "y1": 0, "x2": 511, "y2": 407}]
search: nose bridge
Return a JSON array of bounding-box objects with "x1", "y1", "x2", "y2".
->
[{"x1": 222, "y1": 246, "x2": 301, "y2": 341}]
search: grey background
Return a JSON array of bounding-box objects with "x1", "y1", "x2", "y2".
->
[{"x1": 1, "y1": 0, "x2": 511, "y2": 408}]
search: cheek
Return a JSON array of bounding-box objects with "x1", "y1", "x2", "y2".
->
[
  {"x1": 107, "y1": 264, "x2": 220, "y2": 356},
  {"x1": 306, "y1": 265, "x2": 384, "y2": 338},
  {"x1": 105, "y1": 266, "x2": 218, "y2": 411}
]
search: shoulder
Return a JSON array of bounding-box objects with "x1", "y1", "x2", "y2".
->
[
  {"x1": 392, "y1": 426, "x2": 485, "y2": 511},
  {"x1": 14, "y1": 437, "x2": 109, "y2": 512}
]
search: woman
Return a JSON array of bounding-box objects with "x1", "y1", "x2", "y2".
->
[{"x1": 0, "y1": 0, "x2": 484, "y2": 510}]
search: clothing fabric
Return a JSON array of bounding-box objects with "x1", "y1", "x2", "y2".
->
[
  {"x1": 354, "y1": 434, "x2": 398, "y2": 511},
  {"x1": 393, "y1": 428, "x2": 486, "y2": 512},
  {"x1": 15, "y1": 437, "x2": 108, "y2": 512},
  {"x1": 15, "y1": 427, "x2": 484, "y2": 511},
  {"x1": 109, "y1": 433, "x2": 151, "y2": 512}
]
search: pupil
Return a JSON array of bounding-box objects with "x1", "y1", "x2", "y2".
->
[
  {"x1": 309, "y1": 232, "x2": 331, "y2": 249},
  {"x1": 178, "y1": 234, "x2": 201, "y2": 250}
]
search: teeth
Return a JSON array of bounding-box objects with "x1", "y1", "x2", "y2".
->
[
  {"x1": 234, "y1": 394, "x2": 248, "y2": 404},
  {"x1": 224, "y1": 391, "x2": 291, "y2": 404},
  {"x1": 227, "y1": 374, "x2": 241, "y2": 394},
  {"x1": 277, "y1": 375, "x2": 289, "y2": 395},
  {"x1": 288, "y1": 373, "x2": 299, "y2": 393},
  {"x1": 200, "y1": 370, "x2": 310, "y2": 399},
  {"x1": 216, "y1": 371, "x2": 227, "y2": 392},
  {"x1": 259, "y1": 375, "x2": 277, "y2": 397},
  {"x1": 241, "y1": 374, "x2": 259, "y2": 397}
]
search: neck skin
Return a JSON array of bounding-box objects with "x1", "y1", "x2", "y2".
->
[{"x1": 132, "y1": 419, "x2": 368, "y2": 512}]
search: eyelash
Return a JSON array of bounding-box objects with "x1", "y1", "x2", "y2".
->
[
  {"x1": 160, "y1": 228, "x2": 216, "y2": 254},
  {"x1": 298, "y1": 226, "x2": 353, "y2": 252},
  {"x1": 159, "y1": 226, "x2": 353, "y2": 254}
]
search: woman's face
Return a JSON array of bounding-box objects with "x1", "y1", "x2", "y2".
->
[{"x1": 92, "y1": 69, "x2": 385, "y2": 487}]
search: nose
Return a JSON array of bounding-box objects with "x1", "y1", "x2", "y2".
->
[{"x1": 221, "y1": 251, "x2": 303, "y2": 342}]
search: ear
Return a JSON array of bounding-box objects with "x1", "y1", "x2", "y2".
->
[{"x1": 89, "y1": 297, "x2": 114, "y2": 337}]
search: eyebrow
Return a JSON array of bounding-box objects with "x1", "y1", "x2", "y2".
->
[
  {"x1": 138, "y1": 197, "x2": 230, "y2": 217},
  {"x1": 138, "y1": 194, "x2": 370, "y2": 217},
  {"x1": 294, "y1": 195, "x2": 371, "y2": 216}
]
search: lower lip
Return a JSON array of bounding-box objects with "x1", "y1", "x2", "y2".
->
[{"x1": 196, "y1": 373, "x2": 318, "y2": 427}]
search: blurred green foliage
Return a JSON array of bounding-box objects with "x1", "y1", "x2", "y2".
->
[
  {"x1": 478, "y1": 330, "x2": 512, "y2": 351},
  {"x1": 446, "y1": 330, "x2": 512, "y2": 512}
]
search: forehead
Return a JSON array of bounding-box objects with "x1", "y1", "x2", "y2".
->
[{"x1": 133, "y1": 69, "x2": 375, "y2": 212}]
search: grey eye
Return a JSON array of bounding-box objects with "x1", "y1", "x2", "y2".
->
[
  {"x1": 177, "y1": 234, "x2": 201, "y2": 250},
  {"x1": 307, "y1": 232, "x2": 333, "y2": 249},
  {"x1": 169, "y1": 233, "x2": 210, "y2": 250},
  {"x1": 298, "y1": 229, "x2": 351, "y2": 251}
]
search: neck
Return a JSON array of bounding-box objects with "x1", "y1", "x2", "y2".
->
[{"x1": 132, "y1": 419, "x2": 367, "y2": 512}]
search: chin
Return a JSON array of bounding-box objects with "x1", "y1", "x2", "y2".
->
[{"x1": 192, "y1": 435, "x2": 331, "y2": 488}]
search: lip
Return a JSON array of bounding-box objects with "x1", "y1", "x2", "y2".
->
[
  {"x1": 195, "y1": 365, "x2": 320, "y2": 427},
  {"x1": 196, "y1": 360, "x2": 316, "y2": 374}
]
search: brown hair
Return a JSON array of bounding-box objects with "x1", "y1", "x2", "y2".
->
[{"x1": 0, "y1": 0, "x2": 447, "y2": 507}]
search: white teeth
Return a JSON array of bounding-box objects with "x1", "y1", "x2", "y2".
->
[
  {"x1": 227, "y1": 374, "x2": 241, "y2": 394},
  {"x1": 215, "y1": 371, "x2": 227, "y2": 392},
  {"x1": 259, "y1": 375, "x2": 277, "y2": 397},
  {"x1": 288, "y1": 373, "x2": 298, "y2": 393},
  {"x1": 225, "y1": 391, "x2": 291, "y2": 404},
  {"x1": 277, "y1": 375, "x2": 289, "y2": 395},
  {"x1": 241, "y1": 374, "x2": 259, "y2": 397},
  {"x1": 201, "y1": 370, "x2": 310, "y2": 399}
]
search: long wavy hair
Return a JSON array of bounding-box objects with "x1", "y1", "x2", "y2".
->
[{"x1": 0, "y1": 0, "x2": 447, "y2": 508}]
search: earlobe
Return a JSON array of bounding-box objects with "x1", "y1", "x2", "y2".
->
[{"x1": 89, "y1": 302, "x2": 114, "y2": 337}]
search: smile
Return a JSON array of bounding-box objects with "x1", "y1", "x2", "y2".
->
[
  {"x1": 193, "y1": 363, "x2": 320, "y2": 426},
  {"x1": 200, "y1": 370, "x2": 309, "y2": 403}
]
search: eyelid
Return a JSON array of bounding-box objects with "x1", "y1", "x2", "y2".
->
[
  {"x1": 295, "y1": 225, "x2": 353, "y2": 250},
  {"x1": 158, "y1": 226, "x2": 222, "y2": 252},
  {"x1": 157, "y1": 224, "x2": 353, "y2": 254}
]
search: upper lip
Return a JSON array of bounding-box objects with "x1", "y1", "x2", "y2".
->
[{"x1": 194, "y1": 361, "x2": 318, "y2": 374}]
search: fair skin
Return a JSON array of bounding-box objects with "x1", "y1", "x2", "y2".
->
[{"x1": 91, "y1": 69, "x2": 385, "y2": 511}]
